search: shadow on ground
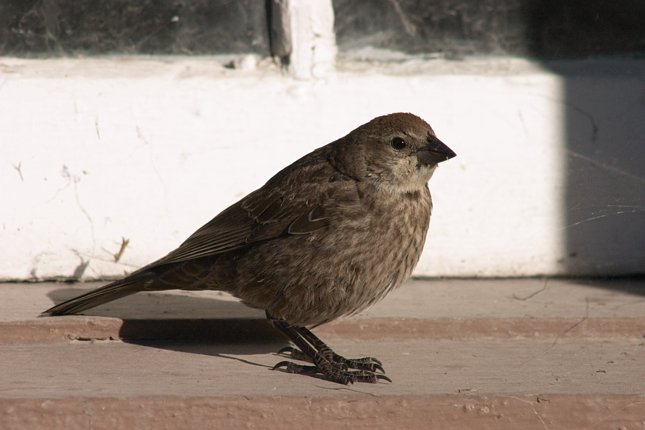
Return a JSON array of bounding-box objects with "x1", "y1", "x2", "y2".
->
[
  {"x1": 572, "y1": 276, "x2": 645, "y2": 297},
  {"x1": 45, "y1": 287, "x2": 290, "y2": 359}
]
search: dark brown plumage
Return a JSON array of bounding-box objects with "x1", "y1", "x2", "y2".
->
[{"x1": 44, "y1": 112, "x2": 456, "y2": 384}]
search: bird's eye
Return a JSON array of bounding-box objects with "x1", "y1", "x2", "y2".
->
[{"x1": 391, "y1": 137, "x2": 407, "y2": 150}]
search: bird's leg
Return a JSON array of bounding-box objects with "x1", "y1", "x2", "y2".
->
[
  {"x1": 269, "y1": 318, "x2": 390, "y2": 384},
  {"x1": 278, "y1": 326, "x2": 384, "y2": 373}
]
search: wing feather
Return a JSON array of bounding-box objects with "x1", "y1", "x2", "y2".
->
[{"x1": 152, "y1": 155, "x2": 360, "y2": 267}]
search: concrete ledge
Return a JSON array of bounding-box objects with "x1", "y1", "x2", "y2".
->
[
  {"x1": 6, "y1": 278, "x2": 645, "y2": 320},
  {"x1": 3, "y1": 316, "x2": 645, "y2": 345},
  {"x1": 3, "y1": 395, "x2": 645, "y2": 430},
  {"x1": 2, "y1": 279, "x2": 644, "y2": 428},
  {"x1": 3, "y1": 278, "x2": 644, "y2": 343}
]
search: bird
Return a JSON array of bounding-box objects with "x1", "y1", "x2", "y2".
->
[{"x1": 44, "y1": 112, "x2": 456, "y2": 384}]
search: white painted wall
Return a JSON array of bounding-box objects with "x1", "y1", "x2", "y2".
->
[{"x1": 0, "y1": 57, "x2": 643, "y2": 280}]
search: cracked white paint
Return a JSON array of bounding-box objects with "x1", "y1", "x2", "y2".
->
[{"x1": 0, "y1": 57, "x2": 642, "y2": 280}]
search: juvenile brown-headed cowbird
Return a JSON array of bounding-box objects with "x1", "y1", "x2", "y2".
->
[{"x1": 44, "y1": 112, "x2": 456, "y2": 384}]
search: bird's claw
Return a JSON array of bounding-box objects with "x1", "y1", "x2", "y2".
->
[
  {"x1": 271, "y1": 321, "x2": 390, "y2": 384},
  {"x1": 272, "y1": 360, "x2": 391, "y2": 384},
  {"x1": 276, "y1": 346, "x2": 385, "y2": 373},
  {"x1": 277, "y1": 346, "x2": 306, "y2": 360}
]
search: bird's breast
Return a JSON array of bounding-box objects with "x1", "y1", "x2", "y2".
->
[{"x1": 232, "y1": 185, "x2": 432, "y2": 326}]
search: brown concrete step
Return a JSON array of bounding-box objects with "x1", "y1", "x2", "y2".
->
[
  {"x1": 3, "y1": 337, "x2": 645, "y2": 397},
  {"x1": 4, "y1": 394, "x2": 644, "y2": 430},
  {"x1": 1, "y1": 278, "x2": 644, "y2": 429},
  {"x1": 2, "y1": 337, "x2": 645, "y2": 429},
  {"x1": 2, "y1": 278, "x2": 645, "y2": 343}
]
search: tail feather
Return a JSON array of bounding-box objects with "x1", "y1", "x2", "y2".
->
[{"x1": 43, "y1": 278, "x2": 145, "y2": 316}]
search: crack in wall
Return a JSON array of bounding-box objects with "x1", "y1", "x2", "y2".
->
[
  {"x1": 60, "y1": 164, "x2": 96, "y2": 256},
  {"x1": 12, "y1": 162, "x2": 24, "y2": 181}
]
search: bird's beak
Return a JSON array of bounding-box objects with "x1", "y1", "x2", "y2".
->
[{"x1": 416, "y1": 135, "x2": 457, "y2": 166}]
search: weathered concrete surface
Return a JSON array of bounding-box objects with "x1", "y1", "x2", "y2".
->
[
  {"x1": 6, "y1": 278, "x2": 645, "y2": 321},
  {"x1": 3, "y1": 395, "x2": 644, "y2": 430},
  {"x1": 3, "y1": 337, "x2": 645, "y2": 398},
  {"x1": 1, "y1": 278, "x2": 644, "y2": 429},
  {"x1": 2, "y1": 338, "x2": 645, "y2": 429},
  {"x1": 2, "y1": 278, "x2": 645, "y2": 343}
]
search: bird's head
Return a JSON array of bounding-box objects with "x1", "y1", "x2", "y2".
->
[{"x1": 332, "y1": 113, "x2": 456, "y2": 191}]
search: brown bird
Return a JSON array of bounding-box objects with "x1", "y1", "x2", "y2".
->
[{"x1": 44, "y1": 112, "x2": 456, "y2": 384}]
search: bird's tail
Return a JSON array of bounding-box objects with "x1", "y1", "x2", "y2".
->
[{"x1": 43, "y1": 277, "x2": 147, "y2": 316}]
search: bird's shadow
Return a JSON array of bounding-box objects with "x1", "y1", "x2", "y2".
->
[{"x1": 46, "y1": 287, "x2": 291, "y2": 368}]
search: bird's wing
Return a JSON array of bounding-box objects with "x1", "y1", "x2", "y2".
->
[{"x1": 153, "y1": 160, "x2": 360, "y2": 266}]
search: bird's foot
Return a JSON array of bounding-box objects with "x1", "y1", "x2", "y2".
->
[
  {"x1": 269, "y1": 318, "x2": 391, "y2": 384},
  {"x1": 272, "y1": 358, "x2": 391, "y2": 384},
  {"x1": 277, "y1": 346, "x2": 385, "y2": 373}
]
